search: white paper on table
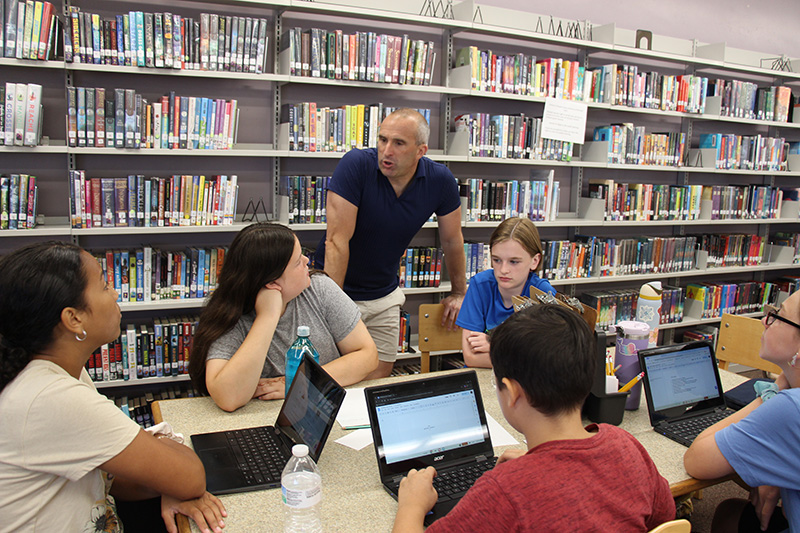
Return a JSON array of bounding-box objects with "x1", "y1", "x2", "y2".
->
[
  {"x1": 486, "y1": 413, "x2": 519, "y2": 447},
  {"x1": 334, "y1": 428, "x2": 373, "y2": 450},
  {"x1": 335, "y1": 388, "x2": 370, "y2": 429}
]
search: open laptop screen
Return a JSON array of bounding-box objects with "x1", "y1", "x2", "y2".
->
[
  {"x1": 639, "y1": 342, "x2": 726, "y2": 423},
  {"x1": 276, "y1": 354, "x2": 345, "y2": 461},
  {"x1": 366, "y1": 371, "x2": 493, "y2": 476},
  {"x1": 375, "y1": 388, "x2": 485, "y2": 464}
]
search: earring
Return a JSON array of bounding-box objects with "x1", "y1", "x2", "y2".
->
[
  {"x1": 791, "y1": 352, "x2": 799, "y2": 368},
  {"x1": 75, "y1": 330, "x2": 87, "y2": 342}
]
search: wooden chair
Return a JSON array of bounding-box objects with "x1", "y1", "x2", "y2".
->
[
  {"x1": 717, "y1": 313, "x2": 780, "y2": 375},
  {"x1": 648, "y1": 519, "x2": 691, "y2": 533},
  {"x1": 418, "y1": 303, "x2": 462, "y2": 373}
]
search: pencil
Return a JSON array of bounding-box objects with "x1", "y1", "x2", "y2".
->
[{"x1": 618, "y1": 371, "x2": 645, "y2": 393}]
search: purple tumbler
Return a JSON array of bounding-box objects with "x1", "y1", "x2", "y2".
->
[{"x1": 615, "y1": 321, "x2": 650, "y2": 410}]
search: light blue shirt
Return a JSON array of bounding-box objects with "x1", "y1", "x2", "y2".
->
[{"x1": 717, "y1": 389, "x2": 800, "y2": 531}]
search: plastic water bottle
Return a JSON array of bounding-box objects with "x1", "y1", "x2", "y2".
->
[
  {"x1": 285, "y1": 326, "x2": 320, "y2": 395},
  {"x1": 282, "y1": 444, "x2": 323, "y2": 533},
  {"x1": 636, "y1": 281, "x2": 663, "y2": 348}
]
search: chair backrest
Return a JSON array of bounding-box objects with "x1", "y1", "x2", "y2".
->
[
  {"x1": 717, "y1": 313, "x2": 780, "y2": 374},
  {"x1": 648, "y1": 519, "x2": 691, "y2": 533},
  {"x1": 418, "y1": 303, "x2": 462, "y2": 373}
]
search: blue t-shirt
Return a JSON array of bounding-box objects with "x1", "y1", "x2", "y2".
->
[
  {"x1": 455, "y1": 269, "x2": 556, "y2": 333},
  {"x1": 716, "y1": 389, "x2": 800, "y2": 530},
  {"x1": 315, "y1": 148, "x2": 461, "y2": 300}
]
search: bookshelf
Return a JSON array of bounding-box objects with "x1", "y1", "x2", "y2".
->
[{"x1": 2, "y1": 0, "x2": 799, "y2": 391}]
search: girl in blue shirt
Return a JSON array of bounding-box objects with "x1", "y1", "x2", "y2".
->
[{"x1": 456, "y1": 217, "x2": 555, "y2": 367}]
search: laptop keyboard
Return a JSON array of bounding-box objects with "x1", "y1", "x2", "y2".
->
[
  {"x1": 432, "y1": 458, "x2": 497, "y2": 501},
  {"x1": 658, "y1": 410, "x2": 732, "y2": 447},
  {"x1": 225, "y1": 427, "x2": 286, "y2": 486}
]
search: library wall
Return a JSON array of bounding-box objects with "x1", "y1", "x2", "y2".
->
[{"x1": 485, "y1": 0, "x2": 800, "y2": 58}]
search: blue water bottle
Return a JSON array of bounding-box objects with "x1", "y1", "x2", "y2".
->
[{"x1": 285, "y1": 326, "x2": 320, "y2": 395}]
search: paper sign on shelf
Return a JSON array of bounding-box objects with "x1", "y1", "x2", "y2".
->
[{"x1": 541, "y1": 98, "x2": 588, "y2": 145}]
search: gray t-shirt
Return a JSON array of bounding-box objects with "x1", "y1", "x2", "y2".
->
[{"x1": 207, "y1": 274, "x2": 361, "y2": 378}]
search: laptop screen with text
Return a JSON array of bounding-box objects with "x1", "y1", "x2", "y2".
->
[
  {"x1": 375, "y1": 389, "x2": 485, "y2": 464},
  {"x1": 645, "y1": 345, "x2": 722, "y2": 412}
]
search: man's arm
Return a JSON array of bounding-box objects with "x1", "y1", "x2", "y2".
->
[
  {"x1": 324, "y1": 191, "x2": 358, "y2": 288},
  {"x1": 437, "y1": 208, "x2": 466, "y2": 328}
]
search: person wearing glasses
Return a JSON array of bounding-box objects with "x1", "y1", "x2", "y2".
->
[{"x1": 684, "y1": 291, "x2": 800, "y2": 532}]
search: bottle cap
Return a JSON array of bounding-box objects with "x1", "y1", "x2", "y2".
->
[
  {"x1": 292, "y1": 444, "x2": 309, "y2": 457},
  {"x1": 615, "y1": 320, "x2": 650, "y2": 338},
  {"x1": 297, "y1": 325, "x2": 310, "y2": 337}
]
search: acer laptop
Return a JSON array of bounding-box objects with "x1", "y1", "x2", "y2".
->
[
  {"x1": 638, "y1": 341, "x2": 734, "y2": 447},
  {"x1": 365, "y1": 370, "x2": 497, "y2": 525},
  {"x1": 191, "y1": 353, "x2": 345, "y2": 494}
]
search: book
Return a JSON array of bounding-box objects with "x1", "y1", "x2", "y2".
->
[{"x1": 12, "y1": 81, "x2": 24, "y2": 145}]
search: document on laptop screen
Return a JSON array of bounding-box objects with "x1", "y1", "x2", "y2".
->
[
  {"x1": 375, "y1": 390, "x2": 485, "y2": 464},
  {"x1": 646, "y1": 347, "x2": 722, "y2": 411}
]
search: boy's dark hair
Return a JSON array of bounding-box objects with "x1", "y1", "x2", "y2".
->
[{"x1": 490, "y1": 304, "x2": 596, "y2": 417}]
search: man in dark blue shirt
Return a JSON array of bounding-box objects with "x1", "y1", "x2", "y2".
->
[{"x1": 315, "y1": 109, "x2": 467, "y2": 378}]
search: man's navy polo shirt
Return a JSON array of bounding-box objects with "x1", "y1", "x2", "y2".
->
[{"x1": 314, "y1": 148, "x2": 460, "y2": 301}]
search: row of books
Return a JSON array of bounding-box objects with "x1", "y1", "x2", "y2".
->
[
  {"x1": 697, "y1": 233, "x2": 765, "y2": 268},
  {"x1": 66, "y1": 86, "x2": 239, "y2": 150},
  {"x1": 283, "y1": 27, "x2": 436, "y2": 86},
  {"x1": 398, "y1": 247, "x2": 444, "y2": 288},
  {"x1": 282, "y1": 102, "x2": 430, "y2": 153},
  {"x1": 454, "y1": 49, "x2": 709, "y2": 114},
  {"x1": 686, "y1": 281, "x2": 782, "y2": 319},
  {"x1": 91, "y1": 247, "x2": 227, "y2": 303},
  {"x1": 542, "y1": 235, "x2": 699, "y2": 280},
  {"x1": 698, "y1": 133, "x2": 789, "y2": 171},
  {"x1": 69, "y1": 172, "x2": 239, "y2": 229},
  {"x1": 704, "y1": 185, "x2": 785, "y2": 220},
  {"x1": 281, "y1": 175, "x2": 330, "y2": 225},
  {"x1": 106, "y1": 383, "x2": 200, "y2": 428},
  {"x1": 708, "y1": 80, "x2": 793, "y2": 122},
  {"x1": 456, "y1": 113, "x2": 573, "y2": 161},
  {"x1": 773, "y1": 233, "x2": 800, "y2": 263},
  {"x1": 2, "y1": 82, "x2": 42, "y2": 146},
  {"x1": 592, "y1": 124, "x2": 687, "y2": 167},
  {"x1": 461, "y1": 175, "x2": 560, "y2": 223},
  {"x1": 587, "y1": 180, "x2": 787, "y2": 222},
  {"x1": 0, "y1": 174, "x2": 37, "y2": 229},
  {"x1": 88, "y1": 318, "x2": 198, "y2": 382},
  {"x1": 588, "y1": 181, "x2": 704, "y2": 222},
  {"x1": 464, "y1": 242, "x2": 490, "y2": 281},
  {"x1": 581, "y1": 285, "x2": 686, "y2": 329},
  {"x1": 773, "y1": 275, "x2": 800, "y2": 294},
  {"x1": 1, "y1": 1, "x2": 61, "y2": 61},
  {"x1": 65, "y1": 8, "x2": 269, "y2": 74}
]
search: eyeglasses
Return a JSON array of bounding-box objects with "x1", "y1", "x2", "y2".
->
[{"x1": 764, "y1": 305, "x2": 800, "y2": 332}]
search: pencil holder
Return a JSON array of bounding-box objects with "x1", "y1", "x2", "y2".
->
[{"x1": 583, "y1": 329, "x2": 631, "y2": 426}]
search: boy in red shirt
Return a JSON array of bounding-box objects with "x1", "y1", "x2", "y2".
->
[{"x1": 392, "y1": 304, "x2": 676, "y2": 533}]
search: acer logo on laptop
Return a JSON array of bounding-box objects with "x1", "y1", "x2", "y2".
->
[{"x1": 434, "y1": 455, "x2": 444, "y2": 461}]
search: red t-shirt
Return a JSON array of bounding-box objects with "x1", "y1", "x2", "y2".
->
[{"x1": 427, "y1": 424, "x2": 675, "y2": 533}]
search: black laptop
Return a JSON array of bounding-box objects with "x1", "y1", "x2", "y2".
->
[
  {"x1": 638, "y1": 341, "x2": 734, "y2": 447},
  {"x1": 191, "y1": 353, "x2": 345, "y2": 495},
  {"x1": 365, "y1": 370, "x2": 497, "y2": 525}
]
